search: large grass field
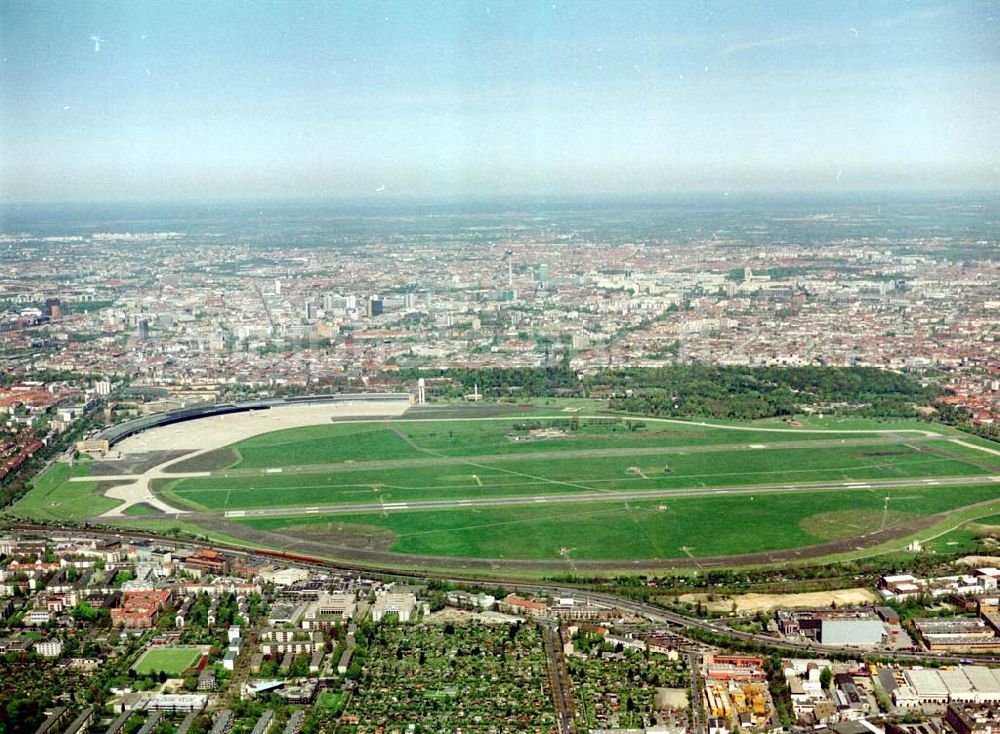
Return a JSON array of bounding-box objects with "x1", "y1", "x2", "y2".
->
[
  {"x1": 9, "y1": 408, "x2": 1000, "y2": 567},
  {"x1": 132, "y1": 646, "x2": 204, "y2": 676},
  {"x1": 238, "y1": 482, "x2": 1000, "y2": 561},
  {"x1": 8, "y1": 463, "x2": 122, "y2": 521},
  {"x1": 160, "y1": 438, "x2": 993, "y2": 512},
  {"x1": 210, "y1": 414, "x2": 955, "y2": 470}
]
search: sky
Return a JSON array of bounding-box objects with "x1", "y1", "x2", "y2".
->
[{"x1": 1, "y1": 0, "x2": 998, "y2": 202}]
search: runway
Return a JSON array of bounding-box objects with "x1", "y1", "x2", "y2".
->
[
  {"x1": 222, "y1": 473, "x2": 1000, "y2": 519},
  {"x1": 170, "y1": 432, "x2": 954, "y2": 479}
]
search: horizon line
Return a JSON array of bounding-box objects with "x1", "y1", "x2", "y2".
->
[{"x1": 3, "y1": 189, "x2": 1000, "y2": 209}]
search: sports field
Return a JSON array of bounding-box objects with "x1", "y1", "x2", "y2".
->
[{"x1": 132, "y1": 645, "x2": 204, "y2": 676}]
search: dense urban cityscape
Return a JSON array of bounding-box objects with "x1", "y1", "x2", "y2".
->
[
  {"x1": 2, "y1": 199, "x2": 997, "y2": 420},
  {"x1": 3, "y1": 0, "x2": 999, "y2": 733}
]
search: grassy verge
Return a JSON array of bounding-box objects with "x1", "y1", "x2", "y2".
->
[{"x1": 7, "y1": 463, "x2": 121, "y2": 521}]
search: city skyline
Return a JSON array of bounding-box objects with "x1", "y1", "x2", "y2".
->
[{"x1": 1, "y1": 0, "x2": 999, "y2": 202}]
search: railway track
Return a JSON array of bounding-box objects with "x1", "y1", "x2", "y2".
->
[{"x1": 9, "y1": 522, "x2": 1000, "y2": 667}]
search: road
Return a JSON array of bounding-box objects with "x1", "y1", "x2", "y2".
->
[
  {"x1": 13, "y1": 522, "x2": 1000, "y2": 668},
  {"x1": 512, "y1": 585, "x2": 1000, "y2": 666},
  {"x1": 688, "y1": 651, "x2": 706, "y2": 734},
  {"x1": 220, "y1": 473, "x2": 1000, "y2": 519},
  {"x1": 541, "y1": 622, "x2": 577, "y2": 734}
]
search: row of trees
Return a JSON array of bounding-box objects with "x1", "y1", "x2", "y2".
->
[
  {"x1": 397, "y1": 366, "x2": 580, "y2": 398},
  {"x1": 601, "y1": 365, "x2": 938, "y2": 419},
  {"x1": 397, "y1": 364, "x2": 939, "y2": 420}
]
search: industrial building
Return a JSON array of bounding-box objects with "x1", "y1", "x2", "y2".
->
[
  {"x1": 891, "y1": 667, "x2": 1000, "y2": 707},
  {"x1": 775, "y1": 610, "x2": 886, "y2": 647},
  {"x1": 912, "y1": 618, "x2": 1000, "y2": 653}
]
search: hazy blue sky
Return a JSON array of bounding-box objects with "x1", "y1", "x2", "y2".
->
[{"x1": 1, "y1": 0, "x2": 998, "y2": 201}]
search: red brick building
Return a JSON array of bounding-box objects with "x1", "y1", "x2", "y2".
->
[{"x1": 111, "y1": 590, "x2": 172, "y2": 629}]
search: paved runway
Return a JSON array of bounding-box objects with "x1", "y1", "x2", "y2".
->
[
  {"x1": 182, "y1": 433, "x2": 953, "y2": 479},
  {"x1": 222, "y1": 473, "x2": 1000, "y2": 519}
]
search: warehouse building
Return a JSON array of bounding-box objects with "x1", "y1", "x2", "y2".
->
[
  {"x1": 912, "y1": 618, "x2": 1000, "y2": 652},
  {"x1": 893, "y1": 667, "x2": 1000, "y2": 707},
  {"x1": 775, "y1": 610, "x2": 886, "y2": 647}
]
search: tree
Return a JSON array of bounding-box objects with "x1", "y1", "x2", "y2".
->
[
  {"x1": 820, "y1": 667, "x2": 833, "y2": 690},
  {"x1": 72, "y1": 602, "x2": 99, "y2": 623}
]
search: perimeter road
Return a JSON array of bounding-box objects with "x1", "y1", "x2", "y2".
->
[{"x1": 220, "y1": 474, "x2": 1000, "y2": 519}]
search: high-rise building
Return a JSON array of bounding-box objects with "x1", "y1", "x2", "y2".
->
[
  {"x1": 538, "y1": 264, "x2": 550, "y2": 283},
  {"x1": 45, "y1": 298, "x2": 61, "y2": 320},
  {"x1": 274, "y1": 278, "x2": 282, "y2": 295},
  {"x1": 137, "y1": 319, "x2": 150, "y2": 340},
  {"x1": 305, "y1": 302, "x2": 318, "y2": 321},
  {"x1": 366, "y1": 297, "x2": 383, "y2": 317}
]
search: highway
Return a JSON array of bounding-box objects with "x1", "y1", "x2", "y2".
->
[
  {"x1": 510, "y1": 585, "x2": 1000, "y2": 666},
  {"x1": 221, "y1": 473, "x2": 1000, "y2": 519}
]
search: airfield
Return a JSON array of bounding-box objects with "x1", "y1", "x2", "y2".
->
[{"x1": 12, "y1": 399, "x2": 1000, "y2": 573}]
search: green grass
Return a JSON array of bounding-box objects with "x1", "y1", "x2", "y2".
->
[
  {"x1": 163, "y1": 441, "x2": 988, "y2": 512},
  {"x1": 317, "y1": 691, "x2": 347, "y2": 710},
  {"x1": 100, "y1": 518, "x2": 252, "y2": 547},
  {"x1": 132, "y1": 646, "x2": 204, "y2": 676},
  {"x1": 239, "y1": 483, "x2": 1000, "y2": 561},
  {"x1": 122, "y1": 503, "x2": 161, "y2": 516},
  {"x1": 223, "y1": 414, "x2": 941, "y2": 466},
  {"x1": 230, "y1": 422, "x2": 425, "y2": 468},
  {"x1": 928, "y1": 439, "x2": 1000, "y2": 468},
  {"x1": 7, "y1": 463, "x2": 121, "y2": 521},
  {"x1": 920, "y1": 528, "x2": 983, "y2": 555}
]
